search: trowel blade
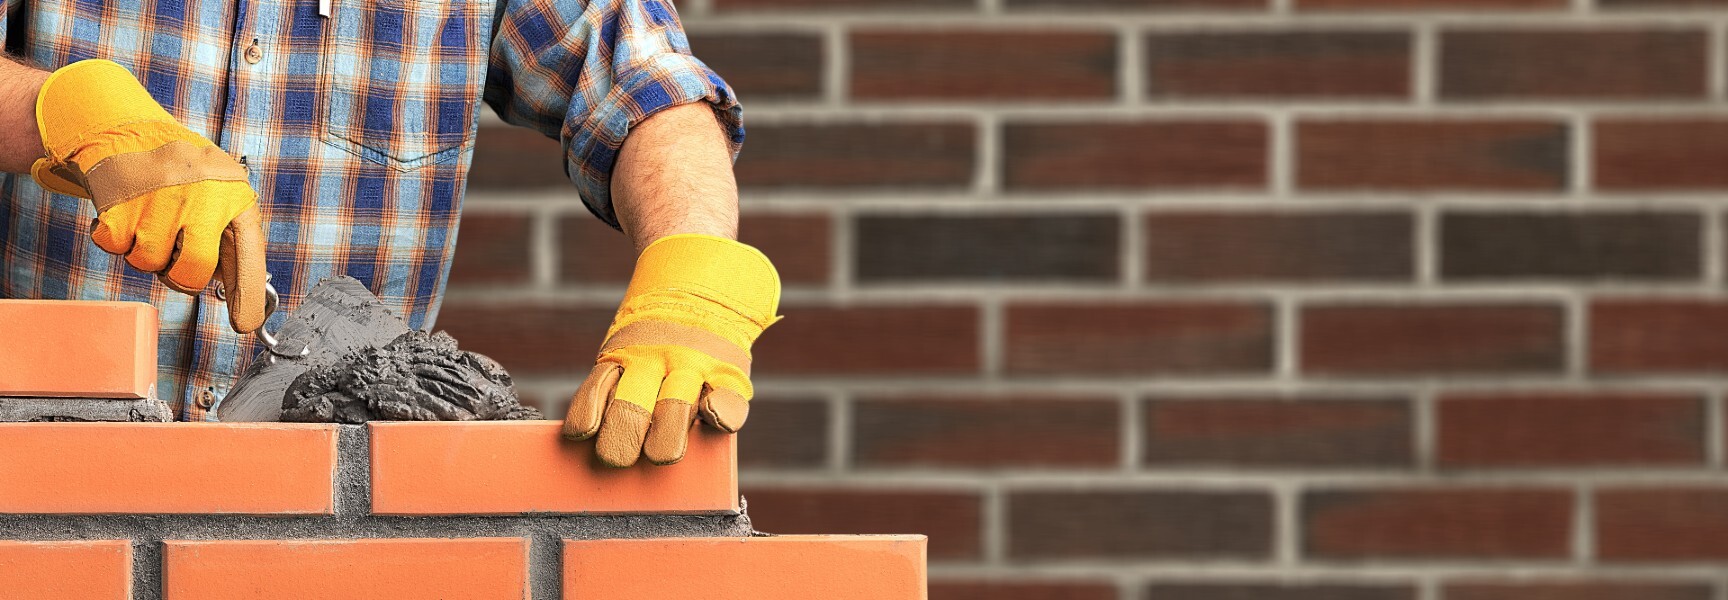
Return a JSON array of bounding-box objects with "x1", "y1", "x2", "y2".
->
[{"x1": 217, "y1": 276, "x2": 410, "y2": 422}]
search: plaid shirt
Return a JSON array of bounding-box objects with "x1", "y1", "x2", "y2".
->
[{"x1": 0, "y1": 0, "x2": 742, "y2": 419}]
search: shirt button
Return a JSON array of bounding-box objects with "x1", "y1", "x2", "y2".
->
[
  {"x1": 196, "y1": 389, "x2": 217, "y2": 409},
  {"x1": 244, "y1": 41, "x2": 263, "y2": 65}
]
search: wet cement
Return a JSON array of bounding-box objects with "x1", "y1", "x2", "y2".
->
[{"x1": 282, "y1": 330, "x2": 541, "y2": 423}]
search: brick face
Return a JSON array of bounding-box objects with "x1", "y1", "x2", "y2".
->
[
  {"x1": 1003, "y1": 121, "x2": 1268, "y2": 190},
  {"x1": 1143, "y1": 397, "x2": 1414, "y2": 468},
  {"x1": 739, "y1": 397, "x2": 830, "y2": 469},
  {"x1": 1304, "y1": 489, "x2": 1573, "y2": 559},
  {"x1": 1440, "y1": 30, "x2": 1710, "y2": 100},
  {"x1": 1009, "y1": 490, "x2": 1273, "y2": 559},
  {"x1": 688, "y1": 33, "x2": 825, "y2": 99},
  {"x1": 1437, "y1": 393, "x2": 1706, "y2": 468},
  {"x1": 467, "y1": 126, "x2": 564, "y2": 191},
  {"x1": 1148, "y1": 583, "x2": 1417, "y2": 600},
  {"x1": 1301, "y1": 304, "x2": 1565, "y2": 375},
  {"x1": 753, "y1": 306, "x2": 980, "y2": 375},
  {"x1": 854, "y1": 396, "x2": 1122, "y2": 468},
  {"x1": 1145, "y1": 31, "x2": 1411, "y2": 99},
  {"x1": 1300, "y1": 0, "x2": 1563, "y2": 8},
  {"x1": 716, "y1": 0, "x2": 972, "y2": 9},
  {"x1": 1440, "y1": 212, "x2": 1702, "y2": 281},
  {"x1": 447, "y1": 214, "x2": 532, "y2": 288},
  {"x1": 1443, "y1": 581, "x2": 1716, "y2": 600},
  {"x1": 930, "y1": 581, "x2": 1121, "y2": 600},
  {"x1": 1592, "y1": 301, "x2": 1728, "y2": 373},
  {"x1": 735, "y1": 122, "x2": 975, "y2": 189},
  {"x1": 1595, "y1": 120, "x2": 1728, "y2": 190},
  {"x1": 742, "y1": 488, "x2": 983, "y2": 560},
  {"x1": 855, "y1": 214, "x2": 1120, "y2": 283},
  {"x1": 1596, "y1": 489, "x2": 1728, "y2": 561},
  {"x1": 1009, "y1": 0, "x2": 1266, "y2": 8},
  {"x1": 850, "y1": 31, "x2": 1118, "y2": 100},
  {"x1": 434, "y1": 305, "x2": 615, "y2": 377},
  {"x1": 1005, "y1": 302, "x2": 1274, "y2": 375},
  {"x1": 1143, "y1": 212, "x2": 1413, "y2": 282},
  {"x1": 1297, "y1": 120, "x2": 1569, "y2": 191}
]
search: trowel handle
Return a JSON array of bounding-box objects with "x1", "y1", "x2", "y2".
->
[{"x1": 256, "y1": 280, "x2": 310, "y2": 359}]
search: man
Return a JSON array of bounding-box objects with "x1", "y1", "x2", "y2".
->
[{"x1": 0, "y1": 0, "x2": 779, "y2": 467}]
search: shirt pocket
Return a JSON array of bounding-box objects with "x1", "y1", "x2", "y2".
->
[{"x1": 319, "y1": 0, "x2": 490, "y2": 170}]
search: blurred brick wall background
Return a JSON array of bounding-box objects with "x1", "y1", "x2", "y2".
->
[{"x1": 446, "y1": 0, "x2": 1728, "y2": 598}]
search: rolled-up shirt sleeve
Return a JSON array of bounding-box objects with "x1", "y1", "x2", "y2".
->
[{"x1": 484, "y1": 0, "x2": 743, "y2": 229}]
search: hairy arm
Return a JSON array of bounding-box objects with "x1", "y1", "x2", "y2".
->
[
  {"x1": 0, "y1": 56, "x2": 48, "y2": 173},
  {"x1": 610, "y1": 102, "x2": 739, "y2": 254}
]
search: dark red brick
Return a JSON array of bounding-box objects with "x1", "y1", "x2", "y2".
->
[
  {"x1": 1298, "y1": 120, "x2": 1569, "y2": 191},
  {"x1": 1301, "y1": 304, "x2": 1565, "y2": 375},
  {"x1": 716, "y1": 0, "x2": 971, "y2": 9},
  {"x1": 1009, "y1": 490, "x2": 1273, "y2": 559},
  {"x1": 1600, "y1": 0, "x2": 1728, "y2": 6},
  {"x1": 1592, "y1": 300, "x2": 1728, "y2": 373},
  {"x1": 851, "y1": 31, "x2": 1117, "y2": 101},
  {"x1": 1441, "y1": 30, "x2": 1709, "y2": 100},
  {"x1": 1143, "y1": 397, "x2": 1413, "y2": 468},
  {"x1": 1143, "y1": 212, "x2": 1413, "y2": 282},
  {"x1": 742, "y1": 488, "x2": 982, "y2": 560},
  {"x1": 467, "y1": 126, "x2": 566, "y2": 190},
  {"x1": 433, "y1": 305, "x2": 614, "y2": 377},
  {"x1": 1304, "y1": 488, "x2": 1573, "y2": 559},
  {"x1": 559, "y1": 216, "x2": 634, "y2": 284},
  {"x1": 855, "y1": 215, "x2": 1120, "y2": 283},
  {"x1": 1010, "y1": 0, "x2": 1263, "y2": 7},
  {"x1": 738, "y1": 397, "x2": 828, "y2": 469},
  {"x1": 931, "y1": 581, "x2": 1119, "y2": 600},
  {"x1": 560, "y1": 213, "x2": 830, "y2": 286},
  {"x1": 854, "y1": 396, "x2": 1121, "y2": 469},
  {"x1": 1438, "y1": 392, "x2": 1705, "y2": 468},
  {"x1": 1005, "y1": 302, "x2": 1274, "y2": 375},
  {"x1": 1596, "y1": 120, "x2": 1728, "y2": 190},
  {"x1": 1444, "y1": 580, "x2": 1715, "y2": 600},
  {"x1": 1004, "y1": 121, "x2": 1267, "y2": 190},
  {"x1": 447, "y1": 214, "x2": 533, "y2": 288},
  {"x1": 1441, "y1": 212, "x2": 1701, "y2": 281},
  {"x1": 735, "y1": 122, "x2": 975, "y2": 189},
  {"x1": 1597, "y1": 488, "x2": 1728, "y2": 561},
  {"x1": 753, "y1": 306, "x2": 980, "y2": 375},
  {"x1": 688, "y1": 33, "x2": 824, "y2": 99},
  {"x1": 1300, "y1": 0, "x2": 1563, "y2": 8},
  {"x1": 1145, "y1": 32, "x2": 1411, "y2": 99},
  {"x1": 1149, "y1": 583, "x2": 1417, "y2": 600}
]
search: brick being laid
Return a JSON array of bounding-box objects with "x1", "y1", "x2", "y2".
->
[
  {"x1": 0, "y1": 423, "x2": 337, "y2": 514},
  {"x1": 163, "y1": 538, "x2": 527, "y2": 599},
  {"x1": 368, "y1": 421, "x2": 738, "y2": 515},
  {"x1": 0, "y1": 299, "x2": 156, "y2": 399},
  {"x1": 563, "y1": 535, "x2": 927, "y2": 599},
  {"x1": 0, "y1": 540, "x2": 131, "y2": 599}
]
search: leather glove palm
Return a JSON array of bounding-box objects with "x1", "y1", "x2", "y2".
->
[
  {"x1": 563, "y1": 234, "x2": 781, "y2": 467},
  {"x1": 33, "y1": 59, "x2": 268, "y2": 333}
]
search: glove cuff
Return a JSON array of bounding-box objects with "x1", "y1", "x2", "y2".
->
[
  {"x1": 615, "y1": 234, "x2": 782, "y2": 347},
  {"x1": 35, "y1": 60, "x2": 179, "y2": 168}
]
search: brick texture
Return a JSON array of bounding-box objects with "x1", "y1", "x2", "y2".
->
[
  {"x1": 1592, "y1": 300, "x2": 1728, "y2": 373},
  {"x1": 0, "y1": 541, "x2": 130, "y2": 599},
  {"x1": 753, "y1": 305, "x2": 980, "y2": 375},
  {"x1": 0, "y1": 300, "x2": 155, "y2": 399},
  {"x1": 163, "y1": 539, "x2": 527, "y2": 599},
  {"x1": 1143, "y1": 397, "x2": 1414, "y2": 468},
  {"x1": 1304, "y1": 489, "x2": 1573, "y2": 559},
  {"x1": 716, "y1": 0, "x2": 971, "y2": 10},
  {"x1": 1596, "y1": 488, "x2": 1728, "y2": 561},
  {"x1": 1300, "y1": 0, "x2": 1563, "y2": 8},
  {"x1": 1009, "y1": 490, "x2": 1273, "y2": 559},
  {"x1": 1440, "y1": 212, "x2": 1701, "y2": 281},
  {"x1": 741, "y1": 488, "x2": 983, "y2": 560},
  {"x1": 735, "y1": 122, "x2": 975, "y2": 189},
  {"x1": 446, "y1": 213, "x2": 532, "y2": 288},
  {"x1": 689, "y1": 32, "x2": 825, "y2": 99},
  {"x1": 1148, "y1": 583, "x2": 1417, "y2": 600},
  {"x1": 851, "y1": 31, "x2": 1118, "y2": 100},
  {"x1": 1143, "y1": 212, "x2": 1413, "y2": 282},
  {"x1": 738, "y1": 397, "x2": 830, "y2": 469},
  {"x1": 1440, "y1": 30, "x2": 1709, "y2": 100},
  {"x1": 1437, "y1": 392, "x2": 1705, "y2": 468},
  {"x1": 434, "y1": 304, "x2": 614, "y2": 377},
  {"x1": 1003, "y1": 121, "x2": 1268, "y2": 190},
  {"x1": 1301, "y1": 304, "x2": 1565, "y2": 375},
  {"x1": 855, "y1": 214, "x2": 1120, "y2": 283},
  {"x1": 468, "y1": 126, "x2": 564, "y2": 190},
  {"x1": 563, "y1": 536, "x2": 926, "y2": 600},
  {"x1": 930, "y1": 581, "x2": 1121, "y2": 600},
  {"x1": 1595, "y1": 119, "x2": 1728, "y2": 190},
  {"x1": 1297, "y1": 120, "x2": 1569, "y2": 191},
  {"x1": 854, "y1": 396, "x2": 1122, "y2": 468},
  {"x1": 1443, "y1": 581, "x2": 1716, "y2": 600},
  {"x1": 1145, "y1": 31, "x2": 1411, "y2": 99},
  {"x1": 1009, "y1": 0, "x2": 1267, "y2": 8}
]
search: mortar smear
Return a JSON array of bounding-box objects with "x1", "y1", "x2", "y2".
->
[{"x1": 281, "y1": 330, "x2": 542, "y2": 423}]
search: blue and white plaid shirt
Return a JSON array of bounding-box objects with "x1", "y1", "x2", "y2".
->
[{"x1": 0, "y1": 0, "x2": 742, "y2": 419}]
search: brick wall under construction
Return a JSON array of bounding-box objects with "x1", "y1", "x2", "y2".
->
[{"x1": 444, "y1": 0, "x2": 1728, "y2": 598}]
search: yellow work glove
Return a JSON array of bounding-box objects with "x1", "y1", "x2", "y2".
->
[
  {"x1": 563, "y1": 234, "x2": 781, "y2": 467},
  {"x1": 32, "y1": 59, "x2": 268, "y2": 334}
]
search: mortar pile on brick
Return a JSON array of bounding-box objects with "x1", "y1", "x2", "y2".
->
[{"x1": 444, "y1": 0, "x2": 1728, "y2": 596}]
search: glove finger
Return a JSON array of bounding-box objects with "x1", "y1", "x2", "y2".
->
[
  {"x1": 125, "y1": 191, "x2": 183, "y2": 273},
  {"x1": 219, "y1": 205, "x2": 269, "y2": 334},
  {"x1": 594, "y1": 400, "x2": 651, "y2": 468},
  {"x1": 90, "y1": 207, "x2": 138, "y2": 256},
  {"x1": 644, "y1": 370, "x2": 703, "y2": 466},
  {"x1": 562, "y1": 362, "x2": 621, "y2": 440},
  {"x1": 163, "y1": 219, "x2": 220, "y2": 293},
  {"x1": 698, "y1": 386, "x2": 751, "y2": 433}
]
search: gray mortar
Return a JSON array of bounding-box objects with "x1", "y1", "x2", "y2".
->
[
  {"x1": 0, "y1": 426, "x2": 754, "y2": 600},
  {"x1": 0, "y1": 397, "x2": 173, "y2": 422}
]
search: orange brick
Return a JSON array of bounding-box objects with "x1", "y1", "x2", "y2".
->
[
  {"x1": 0, "y1": 423, "x2": 336, "y2": 514},
  {"x1": 163, "y1": 538, "x2": 527, "y2": 599},
  {"x1": 0, "y1": 540, "x2": 131, "y2": 599},
  {"x1": 0, "y1": 299, "x2": 156, "y2": 398},
  {"x1": 563, "y1": 536, "x2": 927, "y2": 599},
  {"x1": 369, "y1": 421, "x2": 737, "y2": 515}
]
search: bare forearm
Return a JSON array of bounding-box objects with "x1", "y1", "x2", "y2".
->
[
  {"x1": 611, "y1": 102, "x2": 739, "y2": 254},
  {"x1": 0, "y1": 56, "x2": 48, "y2": 173}
]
